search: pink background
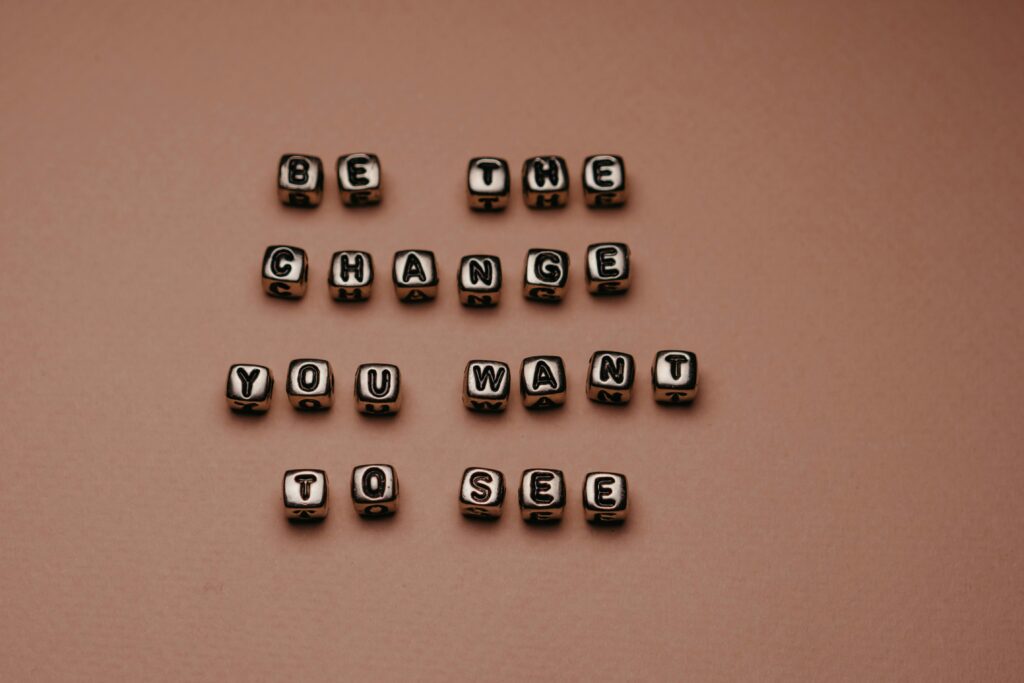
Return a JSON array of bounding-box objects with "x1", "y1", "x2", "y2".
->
[{"x1": 2, "y1": 1, "x2": 1023, "y2": 680}]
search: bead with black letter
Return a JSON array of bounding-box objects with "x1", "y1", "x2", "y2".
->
[
  {"x1": 262, "y1": 245, "x2": 308, "y2": 299},
  {"x1": 520, "y1": 355, "x2": 567, "y2": 409},
  {"x1": 226, "y1": 364, "x2": 274, "y2": 413},
  {"x1": 277, "y1": 154, "x2": 323, "y2": 207},
  {"x1": 582, "y1": 155, "x2": 627, "y2": 207},
  {"x1": 586, "y1": 351, "x2": 635, "y2": 404},
  {"x1": 467, "y1": 157, "x2": 510, "y2": 211},
  {"x1": 460, "y1": 468, "x2": 505, "y2": 519},
  {"x1": 583, "y1": 472, "x2": 628, "y2": 523},
  {"x1": 355, "y1": 363, "x2": 402, "y2": 415},
  {"x1": 286, "y1": 359, "x2": 334, "y2": 411},
  {"x1": 336, "y1": 153, "x2": 381, "y2": 206},
  {"x1": 519, "y1": 469, "x2": 566, "y2": 522},
  {"x1": 652, "y1": 350, "x2": 699, "y2": 403},
  {"x1": 585, "y1": 242, "x2": 631, "y2": 295},
  {"x1": 463, "y1": 360, "x2": 511, "y2": 412},
  {"x1": 351, "y1": 464, "x2": 398, "y2": 517}
]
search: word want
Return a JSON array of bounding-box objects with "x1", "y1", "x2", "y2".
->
[
  {"x1": 283, "y1": 467, "x2": 629, "y2": 524},
  {"x1": 225, "y1": 351, "x2": 698, "y2": 414},
  {"x1": 277, "y1": 153, "x2": 627, "y2": 210}
]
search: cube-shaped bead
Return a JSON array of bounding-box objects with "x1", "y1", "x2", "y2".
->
[
  {"x1": 352, "y1": 464, "x2": 398, "y2": 517},
  {"x1": 467, "y1": 157, "x2": 510, "y2": 211},
  {"x1": 460, "y1": 467, "x2": 505, "y2": 519},
  {"x1": 286, "y1": 359, "x2": 334, "y2": 411},
  {"x1": 523, "y1": 248, "x2": 569, "y2": 302},
  {"x1": 336, "y1": 153, "x2": 381, "y2": 206},
  {"x1": 458, "y1": 255, "x2": 502, "y2": 307},
  {"x1": 582, "y1": 155, "x2": 627, "y2": 207},
  {"x1": 278, "y1": 154, "x2": 323, "y2": 207},
  {"x1": 283, "y1": 469, "x2": 329, "y2": 520},
  {"x1": 393, "y1": 250, "x2": 438, "y2": 302},
  {"x1": 520, "y1": 356, "x2": 566, "y2": 409},
  {"x1": 519, "y1": 469, "x2": 566, "y2": 522},
  {"x1": 226, "y1": 363, "x2": 274, "y2": 413},
  {"x1": 583, "y1": 472, "x2": 628, "y2": 524},
  {"x1": 652, "y1": 350, "x2": 699, "y2": 403},
  {"x1": 586, "y1": 351, "x2": 635, "y2": 404},
  {"x1": 586, "y1": 243, "x2": 631, "y2": 295},
  {"x1": 463, "y1": 360, "x2": 511, "y2": 412},
  {"x1": 522, "y1": 156, "x2": 568, "y2": 208},
  {"x1": 328, "y1": 251, "x2": 373, "y2": 302},
  {"x1": 355, "y1": 363, "x2": 401, "y2": 415},
  {"x1": 262, "y1": 245, "x2": 308, "y2": 299}
]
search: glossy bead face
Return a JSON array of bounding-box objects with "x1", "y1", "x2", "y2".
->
[
  {"x1": 458, "y1": 255, "x2": 502, "y2": 307},
  {"x1": 520, "y1": 356, "x2": 566, "y2": 409},
  {"x1": 523, "y1": 248, "x2": 569, "y2": 302},
  {"x1": 519, "y1": 469, "x2": 566, "y2": 522},
  {"x1": 226, "y1": 364, "x2": 274, "y2": 413},
  {"x1": 278, "y1": 154, "x2": 323, "y2": 207},
  {"x1": 460, "y1": 468, "x2": 505, "y2": 519},
  {"x1": 351, "y1": 464, "x2": 398, "y2": 516},
  {"x1": 463, "y1": 360, "x2": 511, "y2": 412},
  {"x1": 522, "y1": 156, "x2": 568, "y2": 208},
  {"x1": 652, "y1": 350, "x2": 699, "y2": 403},
  {"x1": 583, "y1": 472, "x2": 628, "y2": 523},
  {"x1": 286, "y1": 359, "x2": 334, "y2": 411},
  {"x1": 328, "y1": 251, "x2": 373, "y2": 302},
  {"x1": 467, "y1": 157, "x2": 510, "y2": 211},
  {"x1": 262, "y1": 245, "x2": 308, "y2": 299},
  {"x1": 586, "y1": 243, "x2": 631, "y2": 295},
  {"x1": 587, "y1": 351, "x2": 635, "y2": 404},
  {"x1": 355, "y1": 363, "x2": 402, "y2": 415},
  {"x1": 393, "y1": 250, "x2": 438, "y2": 302},
  {"x1": 283, "y1": 469, "x2": 329, "y2": 520},
  {"x1": 582, "y1": 155, "x2": 627, "y2": 207},
  {"x1": 336, "y1": 153, "x2": 381, "y2": 206}
]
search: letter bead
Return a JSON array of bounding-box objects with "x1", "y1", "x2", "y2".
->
[
  {"x1": 226, "y1": 363, "x2": 274, "y2": 413},
  {"x1": 262, "y1": 245, "x2": 308, "y2": 299},
  {"x1": 278, "y1": 154, "x2": 323, "y2": 207},
  {"x1": 283, "y1": 469, "x2": 329, "y2": 520},
  {"x1": 286, "y1": 358, "x2": 334, "y2": 411},
  {"x1": 467, "y1": 157, "x2": 510, "y2": 211},
  {"x1": 586, "y1": 242, "x2": 631, "y2": 295},
  {"x1": 523, "y1": 248, "x2": 569, "y2": 302},
  {"x1": 458, "y1": 255, "x2": 502, "y2": 307},
  {"x1": 519, "y1": 469, "x2": 566, "y2": 522},
  {"x1": 522, "y1": 155, "x2": 569, "y2": 208},
  {"x1": 583, "y1": 472, "x2": 628, "y2": 524},
  {"x1": 582, "y1": 155, "x2": 627, "y2": 207},
  {"x1": 463, "y1": 360, "x2": 511, "y2": 412},
  {"x1": 352, "y1": 464, "x2": 399, "y2": 517},
  {"x1": 587, "y1": 351, "x2": 635, "y2": 404},
  {"x1": 460, "y1": 468, "x2": 505, "y2": 519},
  {"x1": 336, "y1": 153, "x2": 382, "y2": 206},
  {"x1": 520, "y1": 355, "x2": 567, "y2": 409},
  {"x1": 393, "y1": 250, "x2": 438, "y2": 302},
  {"x1": 652, "y1": 350, "x2": 699, "y2": 403},
  {"x1": 329, "y1": 250, "x2": 373, "y2": 302},
  {"x1": 355, "y1": 363, "x2": 402, "y2": 415}
]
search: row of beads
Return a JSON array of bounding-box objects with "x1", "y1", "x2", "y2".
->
[
  {"x1": 262, "y1": 244, "x2": 631, "y2": 303},
  {"x1": 226, "y1": 351, "x2": 697, "y2": 415},
  {"x1": 284, "y1": 467, "x2": 628, "y2": 524},
  {"x1": 278, "y1": 154, "x2": 627, "y2": 210}
]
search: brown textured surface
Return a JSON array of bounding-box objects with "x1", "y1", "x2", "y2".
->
[{"x1": 2, "y1": 1, "x2": 1024, "y2": 680}]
